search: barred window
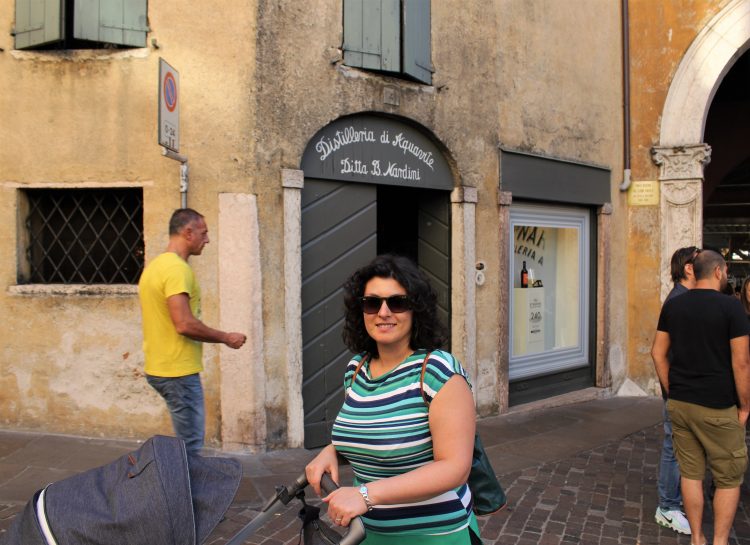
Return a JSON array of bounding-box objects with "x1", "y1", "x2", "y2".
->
[{"x1": 20, "y1": 188, "x2": 144, "y2": 284}]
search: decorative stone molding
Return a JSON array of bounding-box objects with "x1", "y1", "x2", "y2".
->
[
  {"x1": 281, "y1": 168, "x2": 304, "y2": 189},
  {"x1": 651, "y1": 144, "x2": 712, "y2": 181},
  {"x1": 652, "y1": 145, "x2": 709, "y2": 301},
  {"x1": 498, "y1": 191, "x2": 513, "y2": 207},
  {"x1": 451, "y1": 185, "x2": 478, "y2": 203},
  {"x1": 660, "y1": 179, "x2": 701, "y2": 207}
]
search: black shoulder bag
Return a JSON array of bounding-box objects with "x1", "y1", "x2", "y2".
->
[{"x1": 419, "y1": 352, "x2": 508, "y2": 516}]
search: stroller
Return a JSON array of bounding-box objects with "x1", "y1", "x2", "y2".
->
[{"x1": 2, "y1": 435, "x2": 366, "y2": 545}]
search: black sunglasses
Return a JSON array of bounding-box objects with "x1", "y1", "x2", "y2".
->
[{"x1": 360, "y1": 295, "x2": 412, "y2": 314}]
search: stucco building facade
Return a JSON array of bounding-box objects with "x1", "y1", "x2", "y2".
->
[
  {"x1": 4, "y1": 0, "x2": 743, "y2": 452},
  {"x1": 625, "y1": 0, "x2": 750, "y2": 394}
]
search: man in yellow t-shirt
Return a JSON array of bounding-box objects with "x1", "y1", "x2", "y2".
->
[{"x1": 138, "y1": 208, "x2": 246, "y2": 454}]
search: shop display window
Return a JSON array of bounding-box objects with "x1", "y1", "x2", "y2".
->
[{"x1": 509, "y1": 204, "x2": 591, "y2": 380}]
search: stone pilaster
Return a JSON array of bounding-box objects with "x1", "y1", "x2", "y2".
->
[
  {"x1": 495, "y1": 191, "x2": 513, "y2": 412},
  {"x1": 281, "y1": 169, "x2": 304, "y2": 447},
  {"x1": 651, "y1": 144, "x2": 711, "y2": 301},
  {"x1": 450, "y1": 186, "x2": 478, "y2": 403},
  {"x1": 219, "y1": 193, "x2": 266, "y2": 451},
  {"x1": 596, "y1": 203, "x2": 612, "y2": 388}
]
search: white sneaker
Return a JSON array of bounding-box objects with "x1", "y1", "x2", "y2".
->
[{"x1": 655, "y1": 507, "x2": 691, "y2": 534}]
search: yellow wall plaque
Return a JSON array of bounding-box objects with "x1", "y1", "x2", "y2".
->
[{"x1": 628, "y1": 180, "x2": 659, "y2": 206}]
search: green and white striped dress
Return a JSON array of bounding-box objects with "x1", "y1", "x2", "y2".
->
[{"x1": 332, "y1": 349, "x2": 474, "y2": 537}]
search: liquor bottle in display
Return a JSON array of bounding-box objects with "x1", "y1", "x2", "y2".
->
[{"x1": 521, "y1": 260, "x2": 528, "y2": 288}]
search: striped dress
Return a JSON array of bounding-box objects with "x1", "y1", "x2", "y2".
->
[{"x1": 331, "y1": 349, "x2": 474, "y2": 536}]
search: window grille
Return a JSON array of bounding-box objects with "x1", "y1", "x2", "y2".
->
[{"x1": 22, "y1": 188, "x2": 144, "y2": 284}]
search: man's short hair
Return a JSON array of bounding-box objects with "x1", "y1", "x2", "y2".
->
[
  {"x1": 670, "y1": 246, "x2": 700, "y2": 283},
  {"x1": 692, "y1": 249, "x2": 726, "y2": 281},
  {"x1": 169, "y1": 208, "x2": 204, "y2": 236}
]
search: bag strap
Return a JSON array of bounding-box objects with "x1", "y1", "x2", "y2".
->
[
  {"x1": 347, "y1": 354, "x2": 370, "y2": 393},
  {"x1": 419, "y1": 351, "x2": 434, "y2": 407}
]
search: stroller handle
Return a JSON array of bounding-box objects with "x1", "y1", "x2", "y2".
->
[{"x1": 295, "y1": 472, "x2": 367, "y2": 545}]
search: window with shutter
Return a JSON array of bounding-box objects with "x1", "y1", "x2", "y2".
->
[
  {"x1": 403, "y1": 0, "x2": 432, "y2": 84},
  {"x1": 14, "y1": 0, "x2": 62, "y2": 50},
  {"x1": 14, "y1": 0, "x2": 148, "y2": 50},
  {"x1": 75, "y1": 0, "x2": 148, "y2": 48},
  {"x1": 342, "y1": 0, "x2": 432, "y2": 84}
]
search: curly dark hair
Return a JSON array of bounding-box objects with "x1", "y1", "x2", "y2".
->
[{"x1": 342, "y1": 254, "x2": 448, "y2": 357}]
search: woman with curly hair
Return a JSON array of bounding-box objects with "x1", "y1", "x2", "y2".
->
[{"x1": 305, "y1": 254, "x2": 480, "y2": 545}]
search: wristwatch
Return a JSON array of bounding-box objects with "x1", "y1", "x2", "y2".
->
[{"x1": 358, "y1": 485, "x2": 374, "y2": 511}]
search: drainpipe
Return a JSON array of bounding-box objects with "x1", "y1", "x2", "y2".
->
[
  {"x1": 619, "y1": 0, "x2": 632, "y2": 192},
  {"x1": 162, "y1": 147, "x2": 189, "y2": 207}
]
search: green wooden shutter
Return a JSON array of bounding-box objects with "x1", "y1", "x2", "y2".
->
[
  {"x1": 14, "y1": 0, "x2": 62, "y2": 49},
  {"x1": 74, "y1": 0, "x2": 148, "y2": 47},
  {"x1": 343, "y1": 0, "x2": 400, "y2": 72},
  {"x1": 403, "y1": 0, "x2": 433, "y2": 84}
]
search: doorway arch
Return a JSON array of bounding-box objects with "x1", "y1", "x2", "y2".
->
[
  {"x1": 660, "y1": 0, "x2": 750, "y2": 146},
  {"x1": 654, "y1": 0, "x2": 750, "y2": 299},
  {"x1": 298, "y1": 113, "x2": 456, "y2": 447}
]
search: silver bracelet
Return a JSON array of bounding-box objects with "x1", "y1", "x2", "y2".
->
[{"x1": 358, "y1": 485, "x2": 374, "y2": 511}]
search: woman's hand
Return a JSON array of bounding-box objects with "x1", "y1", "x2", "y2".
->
[
  {"x1": 305, "y1": 444, "x2": 340, "y2": 496},
  {"x1": 323, "y1": 486, "x2": 368, "y2": 527}
]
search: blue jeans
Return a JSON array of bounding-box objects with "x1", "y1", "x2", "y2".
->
[
  {"x1": 658, "y1": 401, "x2": 683, "y2": 510},
  {"x1": 146, "y1": 373, "x2": 205, "y2": 455}
]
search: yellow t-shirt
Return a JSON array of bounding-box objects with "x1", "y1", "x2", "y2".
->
[{"x1": 138, "y1": 252, "x2": 203, "y2": 377}]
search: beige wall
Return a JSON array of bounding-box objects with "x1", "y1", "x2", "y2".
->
[
  {"x1": 253, "y1": 0, "x2": 623, "y2": 438},
  {"x1": 625, "y1": 0, "x2": 731, "y2": 394},
  {"x1": 494, "y1": 0, "x2": 625, "y2": 393},
  {"x1": 0, "y1": 1, "x2": 258, "y2": 446},
  {"x1": 2, "y1": 0, "x2": 625, "y2": 448}
]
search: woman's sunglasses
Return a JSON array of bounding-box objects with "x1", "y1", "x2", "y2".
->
[{"x1": 360, "y1": 295, "x2": 412, "y2": 314}]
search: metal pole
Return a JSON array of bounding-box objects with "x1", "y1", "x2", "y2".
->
[
  {"x1": 180, "y1": 162, "x2": 189, "y2": 208},
  {"x1": 161, "y1": 146, "x2": 189, "y2": 207}
]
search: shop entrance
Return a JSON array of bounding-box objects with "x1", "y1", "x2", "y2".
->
[
  {"x1": 299, "y1": 114, "x2": 455, "y2": 448},
  {"x1": 702, "y1": 49, "x2": 750, "y2": 289}
]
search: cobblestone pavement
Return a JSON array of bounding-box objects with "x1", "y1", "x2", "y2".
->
[
  {"x1": 1, "y1": 397, "x2": 747, "y2": 545},
  {"x1": 206, "y1": 424, "x2": 750, "y2": 545}
]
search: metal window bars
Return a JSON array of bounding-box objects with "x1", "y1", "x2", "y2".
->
[{"x1": 24, "y1": 188, "x2": 144, "y2": 284}]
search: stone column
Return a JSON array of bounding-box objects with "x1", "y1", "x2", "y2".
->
[
  {"x1": 281, "y1": 168, "x2": 305, "y2": 448},
  {"x1": 450, "y1": 186, "x2": 478, "y2": 401},
  {"x1": 651, "y1": 144, "x2": 711, "y2": 301}
]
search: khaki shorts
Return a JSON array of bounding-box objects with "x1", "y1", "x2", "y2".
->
[{"x1": 667, "y1": 398, "x2": 748, "y2": 488}]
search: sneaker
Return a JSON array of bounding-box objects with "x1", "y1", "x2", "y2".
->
[{"x1": 655, "y1": 507, "x2": 691, "y2": 535}]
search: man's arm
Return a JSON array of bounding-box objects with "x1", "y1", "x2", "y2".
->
[
  {"x1": 730, "y1": 335, "x2": 750, "y2": 426},
  {"x1": 167, "y1": 293, "x2": 246, "y2": 349},
  {"x1": 651, "y1": 330, "x2": 671, "y2": 394}
]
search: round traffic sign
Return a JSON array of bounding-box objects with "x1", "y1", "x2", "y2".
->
[{"x1": 163, "y1": 72, "x2": 177, "y2": 113}]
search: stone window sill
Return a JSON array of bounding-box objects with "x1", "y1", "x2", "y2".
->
[{"x1": 8, "y1": 284, "x2": 138, "y2": 297}]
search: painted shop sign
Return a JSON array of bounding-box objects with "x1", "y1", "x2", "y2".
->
[{"x1": 301, "y1": 115, "x2": 453, "y2": 190}]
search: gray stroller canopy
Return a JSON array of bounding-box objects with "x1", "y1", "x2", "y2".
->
[{"x1": 3, "y1": 435, "x2": 242, "y2": 545}]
